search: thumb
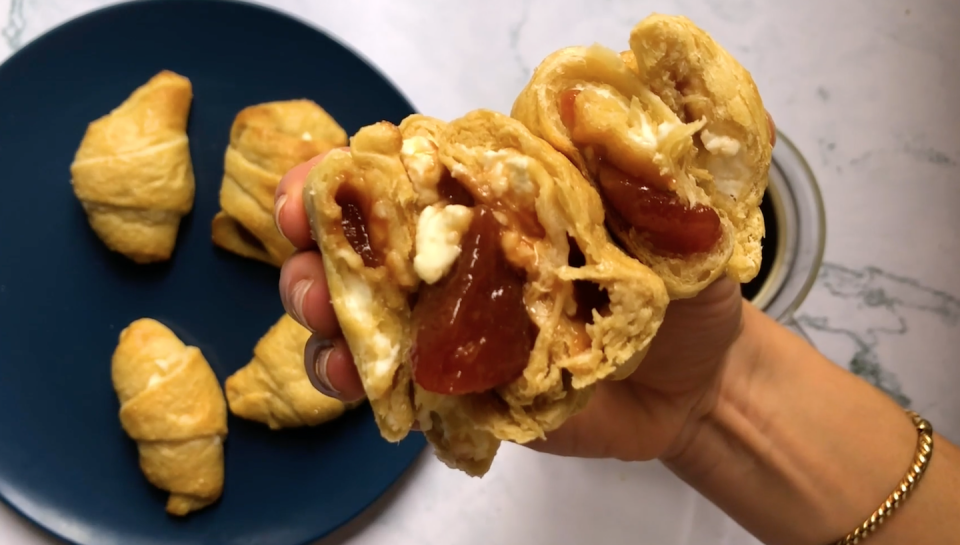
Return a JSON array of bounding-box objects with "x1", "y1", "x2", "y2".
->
[{"x1": 626, "y1": 277, "x2": 744, "y2": 391}]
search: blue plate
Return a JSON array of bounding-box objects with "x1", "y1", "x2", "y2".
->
[{"x1": 0, "y1": 0, "x2": 425, "y2": 543}]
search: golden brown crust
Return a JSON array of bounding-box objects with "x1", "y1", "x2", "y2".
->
[
  {"x1": 213, "y1": 99, "x2": 347, "y2": 267},
  {"x1": 511, "y1": 14, "x2": 772, "y2": 298},
  {"x1": 225, "y1": 314, "x2": 357, "y2": 429},
  {"x1": 70, "y1": 70, "x2": 195, "y2": 264},
  {"x1": 303, "y1": 111, "x2": 668, "y2": 476},
  {"x1": 111, "y1": 318, "x2": 227, "y2": 516},
  {"x1": 210, "y1": 210, "x2": 276, "y2": 265}
]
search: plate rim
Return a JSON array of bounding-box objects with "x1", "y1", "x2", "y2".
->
[{"x1": 0, "y1": 0, "x2": 424, "y2": 543}]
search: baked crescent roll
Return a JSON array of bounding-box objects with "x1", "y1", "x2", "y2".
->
[
  {"x1": 225, "y1": 313, "x2": 357, "y2": 429},
  {"x1": 303, "y1": 110, "x2": 668, "y2": 476},
  {"x1": 212, "y1": 99, "x2": 348, "y2": 267},
  {"x1": 511, "y1": 14, "x2": 773, "y2": 298},
  {"x1": 70, "y1": 70, "x2": 195, "y2": 264},
  {"x1": 111, "y1": 318, "x2": 228, "y2": 516}
]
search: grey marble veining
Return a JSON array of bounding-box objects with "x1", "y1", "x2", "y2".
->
[
  {"x1": 1, "y1": 0, "x2": 25, "y2": 51},
  {"x1": 1, "y1": 1, "x2": 959, "y2": 544},
  {"x1": 798, "y1": 262, "x2": 960, "y2": 441}
]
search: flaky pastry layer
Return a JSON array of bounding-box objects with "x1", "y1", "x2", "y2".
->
[
  {"x1": 213, "y1": 99, "x2": 348, "y2": 267},
  {"x1": 225, "y1": 314, "x2": 357, "y2": 429},
  {"x1": 70, "y1": 70, "x2": 195, "y2": 264},
  {"x1": 512, "y1": 14, "x2": 772, "y2": 298},
  {"x1": 111, "y1": 318, "x2": 227, "y2": 516},
  {"x1": 303, "y1": 110, "x2": 668, "y2": 476}
]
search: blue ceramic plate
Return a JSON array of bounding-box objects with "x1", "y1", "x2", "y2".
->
[{"x1": 0, "y1": 1, "x2": 425, "y2": 543}]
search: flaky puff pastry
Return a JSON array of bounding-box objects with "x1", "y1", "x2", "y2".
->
[
  {"x1": 225, "y1": 314, "x2": 357, "y2": 429},
  {"x1": 212, "y1": 100, "x2": 348, "y2": 267},
  {"x1": 70, "y1": 70, "x2": 195, "y2": 264},
  {"x1": 512, "y1": 14, "x2": 772, "y2": 298},
  {"x1": 111, "y1": 318, "x2": 228, "y2": 516},
  {"x1": 303, "y1": 110, "x2": 668, "y2": 476}
]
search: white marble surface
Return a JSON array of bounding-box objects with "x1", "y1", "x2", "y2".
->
[{"x1": 2, "y1": 0, "x2": 959, "y2": 543}]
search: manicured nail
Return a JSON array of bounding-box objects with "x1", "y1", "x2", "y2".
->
[
  {"x1": 305, "y1": 338, "x2": 337, "y2": 396},
  {"x1": 289, "y1": 279, "x2": 314, "y2": 332},
  {"x1": 274, "y1": 193, "x2": 288, "y2": 238}
]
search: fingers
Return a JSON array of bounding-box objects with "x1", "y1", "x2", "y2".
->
[
  {"x1": 279, "y1": 250, "x2": 341, "y2": 339},
  {"x1": 304, "y1": 335, "x2": 366, "y2": 403},
  {"x1": 274, "y1": 148, "x2": 347, "y2": 251},
  {"x1": 627, "y1": 276, "x2": 743, "y2": 388},
  {"x1": 275, "y1": 155, "x2": 367, "y2": 406},
  {"x1": 274, "y1": 156, "x2": 321, "y2": 251},
  {"x1": 521, "y1": 387, "x2": 636, "y2": 460}
]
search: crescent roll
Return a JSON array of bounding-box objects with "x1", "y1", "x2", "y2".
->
[
  {"x1": 111, "y1": 318, "x2": 228, "y2": 516},
  {"x1": 70, "y1": 70, "x2": 195, "y2": 264},
  {"x1": 512, "y1": 14, "x2": 773, "y2": 298},
  {"x1": 303, "y1": 110, "x2": 668, "y2": 476},
  {"x1": 225, "y1": 314, "x2": 356, "y2": 429},
  {"x1": 212, "y1": 99, "x2": 348, "y2": 267}
]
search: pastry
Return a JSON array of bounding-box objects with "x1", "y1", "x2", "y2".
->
[
  {"x1": 225, "y1": 313, "x2": 357, "y2": 429},
  {"x1": 111, "y1": 318, "x2": 228, "y2": 516},
  {"x1": 212, "y1": 99, "x2": 348, "y2": 266},
  {"x1": 302, "y1": 110, "x2": 669, "y2": 476},
  {"x1": 70, "y1": 70, "x2": 195, "y2": 264},
  {"x1": 511, "y1": 14, "x2": 773, "y2": 298}
]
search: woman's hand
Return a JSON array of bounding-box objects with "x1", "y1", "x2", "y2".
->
[
  {"x1": 274, "y1": 114, "x2": 776, "y2": 462},
  {"x1": 273, "y1": 149, "x2": 368, "y2": 404}
]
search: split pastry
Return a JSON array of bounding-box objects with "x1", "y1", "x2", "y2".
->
[
  {"x1": 225, "y1": 313, "x2": 357, "y2": 429},
  {"x1": 511, "y1": 14, "x2": 773, "y2": 298},
  {"x1": 212, "y1": 99, "x2": 348, "y2": 267},
  {"x1": 303, "y1": 110, "x2": 669, "y2": 476},
  {"x1": 70, "y1": 70, "x2": 195, "y2": 264},
  {"x1": 111, "y1": 318, "x2": 228, "y2": 516}
]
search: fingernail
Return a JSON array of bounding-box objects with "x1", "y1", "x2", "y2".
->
[
  {"x1": 305, "y1": 338, "x2": 338, "y2": 397},
  {"x1": 289, "y1": 279, "x2": 314, "y2": 332},
  {"x1": 274, "y1": 193, "x2": 288, "y2": 238}
]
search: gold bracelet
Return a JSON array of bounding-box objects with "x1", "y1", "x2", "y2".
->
[{"x1": 831, "y1": 410, "x2": 935, "y2": 545}]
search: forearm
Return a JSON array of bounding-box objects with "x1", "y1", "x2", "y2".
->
[{"x1": 663, "y1": 302, "x2": 960, "y2": 545}]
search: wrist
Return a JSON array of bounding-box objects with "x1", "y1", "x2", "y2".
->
[
  {"x1": 657, "y1": 298, "x2": 764, "y2": 464},
  {"x1": 660, "y1": 303, "x2": 920, "y2": 545}
]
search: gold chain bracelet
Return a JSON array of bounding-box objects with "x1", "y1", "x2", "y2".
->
[{"x1": 831, "y1": 410, "x2": 935, "y2": 545}]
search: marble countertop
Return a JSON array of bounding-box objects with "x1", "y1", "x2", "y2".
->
[{"x1": 2, "y1": 0, "x2": 958, "y2": 543}]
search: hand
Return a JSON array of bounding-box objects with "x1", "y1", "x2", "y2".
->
[
  {"x1": 274, "y1": 114, "x2": 777, "y2": 462},
  {"x1": 274, "y1": 149, "x2": 368, "y2": 404}
]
